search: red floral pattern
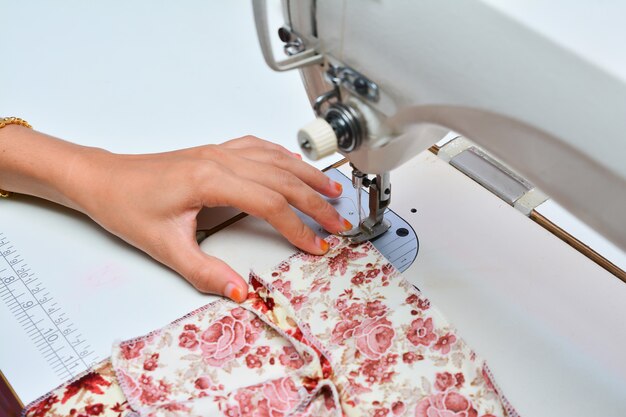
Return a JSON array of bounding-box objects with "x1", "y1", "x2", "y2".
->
[
  {"x1": 261, "y1": 377, "x2": 302, "y2": 416},
  {"x1": 24, "y1": 361, "x2": 131, "y2": 417},
  {"x1": 250, "y1": 237, "x2": 514, "y2": 417},
  {"x1": 178, "y1": 330, "x2": 199, "y2": 349},
  {"x1": 200, "y1": 311, "x2": 248, "y2": 366},
  {"x1": 330, "y1": 319, "x2": 359, "y2": 344},
  {"x1": 61, "y1": 371, "x2": 112, "y2": 404},
  {"x1": 407, "y1": 317, "x2": 437, "y2": 347},
  {"x1": 278, "y1": 346, "x2": 305, "y2": 369},
  {"x1": 354, "y1": 316, "x2": 395, "y2": 359},
  {"x1": 415, "y1": 391, "x2": 478, "y2": 417},
  {"x1": 433, "y1": 333, "x2": 457, "y2": 355},
  {"x1": 120, "y1": 341, "x2": 145, "y2": 360},
  {"x1": 434, "y1": 371, "x2": 456, "y2": 391},
  {"x1": 26, "y1": 395, "x2": 58, "y2": 417}
]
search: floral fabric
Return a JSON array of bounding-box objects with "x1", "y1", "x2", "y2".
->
[
  {"x1": 25, "y1": 237, "x2": 517, "y2": 417},
  {"x1": 23, "y1": 360, "x2": 131, "y2": 417},
  {"x1": 111, "y1": 299, "x2": 334, "y2": 416},
  {"x1": 110, "y1": 237, "x2": 515, "y2": 417}
]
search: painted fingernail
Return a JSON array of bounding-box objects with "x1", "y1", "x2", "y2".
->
[
  {"x1": 330, "y1": 180, "x2": 343, "y2": 194},
  {"x1": 224, "y1": 282, "x2": 242, "y2": 302},
  {"x1": 341, "y1": 217, "x2": 353, "y2": 231},
  {"x1": 315, "y1": 236, "x2": 329, "y2": 253}
]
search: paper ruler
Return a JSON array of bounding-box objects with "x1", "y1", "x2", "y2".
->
[{"x1": 0, "y1": 232, "x2": 98, "y2": 382}]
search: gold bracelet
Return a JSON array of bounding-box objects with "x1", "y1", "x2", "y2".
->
[{"x1": 0, "y1": 117, "x2": 33, "y2": 198}]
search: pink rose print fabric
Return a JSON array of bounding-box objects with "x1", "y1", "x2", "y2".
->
[
  {"x1": 111, "y1": 298, "x2": 333, "y2": 417},
  {"x1": 246, "y1": 236, "x2": 516, "y2": 417},
  {"x1": 25, "y1": 237, "x2": 518, "y2": 417}
]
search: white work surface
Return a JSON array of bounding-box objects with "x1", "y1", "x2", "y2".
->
[
  {"x1": 2, "y1": 2, "x2": 626, "y2": 417},
  {"x1": 0, "y1": 0, "x2": 312, "y2": 157}
]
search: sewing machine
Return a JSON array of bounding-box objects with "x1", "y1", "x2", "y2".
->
[{"x1": 254, "y1": 0, "x2": 626, "y2": 252}]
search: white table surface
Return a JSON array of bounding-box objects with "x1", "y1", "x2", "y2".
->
[
  {"x1": 1, "y1": 2, "x2": 625, "y2": 417},
  {"x1": 0, "y1": 0, "x2": 314, "y2": 157}
]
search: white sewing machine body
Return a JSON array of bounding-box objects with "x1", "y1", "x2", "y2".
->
[{"x1": 254, "y1": 0, "x2": 626, "y2": 251}]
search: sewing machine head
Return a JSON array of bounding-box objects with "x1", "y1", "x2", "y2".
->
[
  {"x1": 295, "y1": 63, "x2": 398, "y2": 242},
  {"x1": 253, "y1": 0, "x2": 626, "y2": 250}
]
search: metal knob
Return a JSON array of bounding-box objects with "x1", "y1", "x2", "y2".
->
[{"x1": 297, "y1": 118, "x2": 338, "y2": 160}]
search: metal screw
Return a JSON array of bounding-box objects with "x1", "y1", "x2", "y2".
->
[
  {"x1": 354, "y1": 77, "x2": 369, "y2": 95},
  {"x1": 278, "y1": 27, "x2": 291, "y2": 43}
]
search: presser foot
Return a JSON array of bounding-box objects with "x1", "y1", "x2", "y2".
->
[{"x1": 340, "y1": 219, "x2": 392, "y2": 243}]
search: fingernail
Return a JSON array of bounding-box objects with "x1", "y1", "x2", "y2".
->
[
  {"x1": 315, "y1": 236, "x2": 329, "y2": 253},
  {"x1": 340, "y1": 217, "x2": 353, "y2": 231},
  {"x1": 224, "y1": 282, "x2": 242, "y2": 302},
  {"x1": 330, "y1": 180, "x2": 343, "y2": 194},
  {"x1": 292, "y1": 152, "x2": 302, "y2": 160}
]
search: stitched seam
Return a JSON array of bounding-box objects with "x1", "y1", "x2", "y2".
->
[
  {"x1": 21, "y1": 358, "x2": 114, "y2": 417},
  {"x1": 114, "y1": 298, "x2": 228, "y2": 346},
  {"x1": 111, "y1": 299, "x2": 229, "y2": 413},
  {"x1": 483, "y1": 363, "x2": 520, "y2": 417}
]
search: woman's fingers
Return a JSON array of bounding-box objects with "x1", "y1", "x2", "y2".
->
[
  {"x1": 223, "y1": 155, "x2": 351, "y2": 234},
  {"x1": 230, "y1": 147, "x2": 343, "y2": 199},
  {"x1": 221, "y1": 135, "x2": 298, "y2": 158},
  {"x1": 155, "y1": 229, "x2": 249, "y2": 302},
  {"x1": 192, "y1": 136, "x2": 341, "y2": 199},
  {"x1": 201, "y1": 169, "x2": 330, "y2": 256}
]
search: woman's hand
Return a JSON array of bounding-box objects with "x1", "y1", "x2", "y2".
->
[
  {"x1": 72, "y1": 136, "x2": 351, "y2": 302},
  {"x1": 0, "y1": 128, "x2": 350, "y2": 302}
]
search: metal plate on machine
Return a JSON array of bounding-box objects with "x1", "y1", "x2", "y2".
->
[{"x1": 298, "y1": 168, "x2": 419, "y2": 272}]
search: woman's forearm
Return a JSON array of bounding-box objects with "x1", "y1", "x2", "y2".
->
[{"x1": 0, "y1": 125, "x2": 107, "y2": 212}]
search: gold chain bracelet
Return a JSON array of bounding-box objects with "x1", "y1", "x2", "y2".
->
[{"x1": 0, "y1": 117, "x2": 33, "y2": 198}]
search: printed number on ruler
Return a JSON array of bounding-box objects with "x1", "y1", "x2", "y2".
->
[{"x1": 0, "y1": 232, "x2": 97, "y2": 381}]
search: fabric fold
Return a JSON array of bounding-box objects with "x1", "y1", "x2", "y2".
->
[
  {"x1": 247, "y1": 236, "x2": 515, "y2": 417},
  {"x1": 110, "y1": 298, "x2": 334, "y2": 416}
]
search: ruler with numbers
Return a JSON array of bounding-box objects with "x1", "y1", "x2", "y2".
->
[{"x1": 0, "y1": 232, "x2": 97, "y2": 383}]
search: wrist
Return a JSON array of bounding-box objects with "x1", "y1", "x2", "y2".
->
[
  {"x1": 57, "y1": 144, "x2": 117, "y2": 215},
  {"x1": 0, "y1": 125, "x2": 113, "y2": 213}
]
